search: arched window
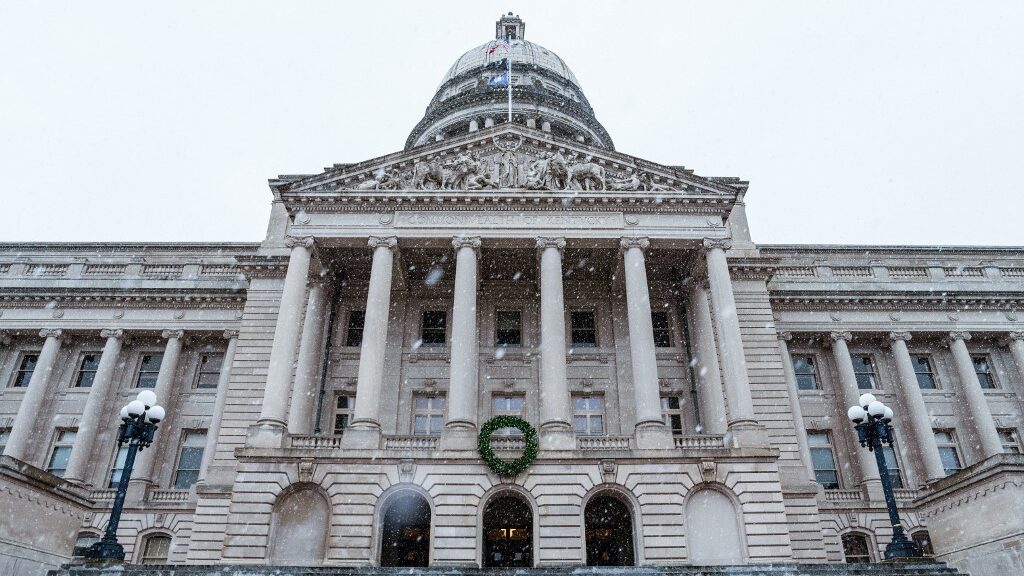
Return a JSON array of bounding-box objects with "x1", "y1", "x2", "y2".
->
[
  {"x1": 482, "y1": 493, "x2": 532, "y2": 568},
  {"x1": 380, "y1": 492, "x2": 431, "y2": 567},
  {"x1": 912, "y1": 530, "x2": 934, "y2": 556},
  {"x1": 841, "y1": 532, "x2": 872, "y2": 563},
  {"x1": 139, "y1": 533, "x2": 172, "y2": 565},
  {"x1": 685, "y1": 488, "x2": 744, "y2": 564},
  {"x1": 584, "y1": 493, "x2": 635, "y2": 566},
  {"x1": 269, "y1": 485, "x2": 330, "y2": 565},
  {"x1": 71, "y1": 531, "x2": 100, "y2": 558}
]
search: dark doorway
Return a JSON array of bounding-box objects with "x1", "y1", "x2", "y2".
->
[
  {"x1": 482, "y1": 494, "x2": 533, "y2": 567},
  {"x1": 380, "y1": 493, "x2": 431, "y2": 567},
  {"x1": 585, "y1": 494, "x2": 635, "y2": 566}
]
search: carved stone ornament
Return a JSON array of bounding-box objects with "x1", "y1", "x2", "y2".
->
[
  {"x1": 398, "y1": 460, "x2": 417, "y2": 483},
  {"x1": 297, "y1": 459, "x2": 315, "y2": 483},
  {"x1": 223, "y1": 329, "x2": 240, "y2": 340},
  {"x1": 284, "y1": 236, "x2": 315, "y2": 249},
  {"x1": 368, "y1": 236, "x2": 398, "y2": 250},
  {"x1": 829, "y1": 331, "x2": 852, "y2": 343},
  {"x1": 700, "y1": 460, "x2": 717, "y2": 483},
  {"x1": 889, "y1": 312, "x2": 902, "y2": 321},
  {"x1": 702, "y1": 238, "x2": 733, "y2": 251},
  {"x1": 1007, "y1": 311, "x2": 1019, "y2": 322},
  {"x1": 0, "y1": 332, "x2": 11, "y2": 347},
  {"x1": 777, "y1": 331, "x2": 793, "y2": 342},
  {"x1": 889, "y1": 331, "x2": 912, "y2": 342},
  {"x1": 162, "y1": 329, "x2": 186, "y2": 340},
  {"x1": 600, "y1": 460, "x2": 617, "y2": 483},
  {"x1": 39, "y1": 328, "x2": 63, "y2": 340},
  {"x1": 100, "y1": 329, "x2": 124, "y2": 341},
  {"x1": 452, "y1": 236, "x2": 482, "y2": 251},
  {"x1": 619, "y1": 237, "x2": 650, "y2": 251},
  {"x1": 948, "y1": 331, "x2": 972, "y2": 342},
  {"x1": 1008, "y1": 331, "x2": 1024, "y2": 342},
  {"x1": 535, "y1": 237, "x2": 566, "y2": 251}
]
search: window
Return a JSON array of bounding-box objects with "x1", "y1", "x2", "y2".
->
[
  {"x1": 47, "y1": 430, "x2": 77, "y2": 478},
  {"x1": 841, "y1": 532, "x2": 872, "y2": 563},
  {"x1": 104, "y1": 445, "x2": 129, "y2": 488},
  {"x1": 172, "y1": 431, "x2": 207, "y2": 489},
  {"x1": 495, "y1": 310, "x2": 522, "y2": 347},
  {"x1": 934, "y1": 430, "x2": 962, "y2": 476},
  {"x1": 570, "y1": 311, "x2": 597, "y2": 348},
  {"x1": 0, "y1": 428, "x2": 9, "y2": 454},
  {"x1": 412, "y1": 395, "x2": 445, "y2": 435},
  {"x1": 195, "y1": 354, "x2": 223, "y2": 389},
  {"x1": 13, "y1": 354, "x2": 38, "y2": 387},
  {"x1": 972, "y1": 356, "x2": 996, "y2": 388},
  {"x1": 912, "y1": 355, "x2": 936, "y2": 389},
  {"x1": 74, "y1": 354, "x2": 102, "y2": 388},
  {"x1": 807, "y1": 431, "x2": 840, "y2": 489},
  {"x1": 572, "y1": 395, "x2": 604, "y2": 435},
  {"x1": 346, "y1": 310, "x2": 366, "y2": 347},
  {"x1": 652, "y1": 310, "x2": 672, "y2": 347},
  {"x1": 420, "y1": 311, "x2": 447, "y2": 346},
  {"x1": 912, "y1": 531, "x2": 934, "y2": 556},
  {"x1": 882, "y1": 445, "x2": 904, "y2": 489},
  {"x1": 139, "y1": 533, "x2": 171, "y2": 564},
  {"x1": 999, "y1": 428, "x2": 1022, "y2": 454},
  {"x1": 792, "y1": 356, "x2": 819, "y2": 390},
  {"x1": 492, "y1": 395, "x2": 525, "y2": 435},
  {"x1": 333, "y1": 394, "x2": 355, "y2": 435},
  {"x1": 72, "y1": 532, "x2": 100, "y2": 558},
  {"x1": 660, "y1": 396, "x2": 685, "y2": 435},
  {"x1": 135, "y1": 354, "x2": 163, "y2": 388},
  {"x1": 852, "y1": 355, "x2": 877, "y2": 389}
]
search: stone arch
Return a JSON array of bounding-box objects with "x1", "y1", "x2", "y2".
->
[
  {"x1": 134, "y1": 529, "x2": 174, "y2": 565},
  {"x1": 478, "y1": 485, "x2": 537, "y2": 568},
  {"x1": 581, "y1": 484, "x2": 642, "y2": 566},
  {"x1": 684, "y1": 484, "x2": 746, "y2": 564},
  {"x1": 268, "y1": 482, "x2": 330, "y2": 566},
  {"x1": 374, "y1": 485, "x2": 433, "y2": 567},
  {"x1": 840, "y1": 529, "x2": 875, "y2": 563}
]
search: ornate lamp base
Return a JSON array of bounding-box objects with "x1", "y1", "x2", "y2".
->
[{"x1": 84, "y1": 537, "x2": 125, "y2": 561}]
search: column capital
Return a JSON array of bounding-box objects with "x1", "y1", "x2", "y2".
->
[
  {"x1": 829, "y1": 330, "x2": 852, "y2": 343},
  {"x1": 888, "y1": 331, "x2": 912, "y2": 343},
  {"x1": 284, "y1": 235, "x2": 315, "y2": 249},
  {"x1": 223, "y1": 328, "x2": 240, "y2": 340},
  {"x1": 39, "y1": 328, "x2": 63, "y2": 340},
  {"x1": 619, "y1": 237, "x2": 650, "y2": 251},
  {"x1": 100, "y1": 329, "x2": 125, "y2": 340},
  {"x1": 535, "y1": 237, "x2": 566, "y2": 252},
  {"x1": 452, "y1": 235, "x2": 482, "y2": 251},
  {"x1": 777, "y1": 330, "x2": 793, "y2": 342},
  {"x1": 368, "y1": 235, "x2": 398, "y2": 250},
  {"x1": 1007, "y1": 331, "x2": 1024, "y2": 342},
  {"x1": 948, "y1": 330, "x2": 972, "y2": 343},
  {"x1": 162, "y1": 329, "x2": 185, "y2": 340},
  {"x1": 702, "y1": 237, "x2": 733, "y2": 251}
]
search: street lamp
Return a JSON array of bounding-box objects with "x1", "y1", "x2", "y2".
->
[
  {"x1": 85, "y1": 390, "x2": 165, "y2": 561},
  {"x1": 847, "y1": 393, "x2": 922, "y2": 560}
]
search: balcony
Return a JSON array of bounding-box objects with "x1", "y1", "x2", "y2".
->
[
  {"x1": 577, "y1": 436, "x2": 631, "y2": 450},
  {"x1": 674, "y1": 435, "x2": 726, "y2": 450}
]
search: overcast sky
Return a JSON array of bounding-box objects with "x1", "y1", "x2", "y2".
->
[{"x1": 2, "y1": 1, "x2": 1022, "y2": 246}]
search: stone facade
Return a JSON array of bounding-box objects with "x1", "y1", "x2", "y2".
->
[{"x1": 1, "y1": 13, "x2": 1022, "y2": 576}]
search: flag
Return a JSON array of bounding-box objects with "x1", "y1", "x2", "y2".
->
[
  {"x1": 487, "y1": 71, "x2": 509, "y2": 87},
  {"x1": 484, "y1": 58, "x2": 508, "y2": 70},
  {"x1": 485, "y1": 39, "x2": 510, "y2": 61}
]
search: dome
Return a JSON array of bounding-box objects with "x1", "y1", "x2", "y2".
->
[{"x1": 405, "y1": 14, "x2": 613, "y2": 151}]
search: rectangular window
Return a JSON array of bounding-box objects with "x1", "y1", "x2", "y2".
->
[
  {"x1": 852, "y1": 355, "x2": 878, "y2": 389},
  {"x1": 495, "y1": 310, "x2": 522, "y2": 347},
  {"x1": 420, "y1": 311, "x2": 447, "y2": 346},
  {"x1": 572, "y1": 394, "x2": 605, "y2": 435},
  {"x1": 651, "y1": 310, "x2": 672, "y2": 347},
  {"x1": 13, "y1": 354, "x2": 38, "y2": 387},
  {"x1": 570, "y1": 311, "x2": 597, "y2": 348},
  {"x1": 74, "y1": 354, "x2": 102, "y2": 388},
  {"x1": 135, "y1": 354, "x2": 163, "y2": 388},
  {"x1": 173, "y1": 431, "x2": 207, "y2": 489},
  {"x1": 972, "y1": 356, "x2": 996, "y2": 389},
  {"x1": 346, "y1": 310, "x2": 365, "y2": 347},
  {"x1": 934, "y1": 430, "x2": 962, "y2": 476},
  {"x1": 999, "y1": 428, "x2": 1022, "y2": 454},
  {"x1": 882, "y1": 445, "x2": 904, "y2": 489},
  {"x1": 807, "y1": 431, "x2": 840, "y2": 489},
  {"x1": 140, "y1": 535, "x2": 171, "y2": 565},
  {"x1": 108, "y1": 446, "x2": 129, "y2": 488},
  {"x1": 492, "y1": 394, "x2": 525, "y2": 435},
  {"x1": 47, "y1": 430, "x2": 77, "y2": 478},
  {"x1": 0, "y1": 428, "x2": 10, "y2": 454},
  {"x1": 660, "y1": 396, "x2": 685, "y2": 435},
  {"x1": 195, "y1": 354, "x2": 223, "y2": 389},
  {"x1": 333, "y1": 394, "x2": 355, "y2": 435},
  {"x1": 912, "y1": 355, "x2": 937, "y2": 389},
  {"x1": 412, "y1": 395, "x2": 445, "y2": 435},
  {"x1": 792, "y1": 356, "x2": 819, "y2": 390}
]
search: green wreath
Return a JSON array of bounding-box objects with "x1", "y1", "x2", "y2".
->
[{"x1": 477, "y1": 415, "x2": 539, "y2": 477}]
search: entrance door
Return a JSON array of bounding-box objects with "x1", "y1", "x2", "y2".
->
[
  {"x1": 585, "y1": 494, "x2": 635, "y2": 566},
  {"x1": 380, "y1": 493, "x2": 431, "y2": 567},
  {"x1": 483, "y1": 494, "x2": 532, "y2": 567}
]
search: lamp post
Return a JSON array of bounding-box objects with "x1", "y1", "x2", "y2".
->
[
  {"x1": 847, "y1": 393, "x2": 922, "y2": 560},
  {"x1": 85, "y1": 390, "x2": 165, "y2": 561}
]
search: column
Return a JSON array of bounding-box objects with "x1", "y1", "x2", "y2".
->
[
  {"x1": 829, "y1": 331, "x2": 881, "y2": 488},
  {"x1": 947, "y1": 331, "x2": 1003, "y2": 460},
  {"x1": 442, "y1": 236, "x2": 481, "y2": 450},
  {"x1": 4, "y1": 329, "x2": 63, "y2": 462},
  {"x1": 621, "y1": 237, "x2": 673, "y2": 448},
  {"x1": 287, "y1": 280, "x2": 329, "y2": 435},
  {"x1": 345, "y1": 236, "x2": 397, "y2": 448},
  {"x1": 703, "y1": 238, "x2": 763, "y2": 447},
  {"x1": 1007, "y1": 332, "x2": 1024, "y2": 383},
  {"x1": 536, "y1": 237, "x2": 574, "y2": 450},
  {"x1": 132, "y1": 329, "x2": 184, "y2": 485},
  {"x1": 198, "y1": 329, "x2": 239, "y2": 485},
  {"x1": 64, "y1": 329, "x2": 125, "y2": 484},
  {"x1": 689, "y1": 283, "x2": 727, "y2": 435},
  {"x1": 257, "y1": 236, "x2": 314, "y2": 431},
  {"x1": 888, "y1": 332, "x2": 946, "y2": 482},
  {"x1": 776, "y1": 332, "x2": 816, "y2": 483}
]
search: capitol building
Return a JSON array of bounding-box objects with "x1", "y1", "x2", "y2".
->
[{"x1": 1, "y1": 14, "x2": 1022, "y2": 576}]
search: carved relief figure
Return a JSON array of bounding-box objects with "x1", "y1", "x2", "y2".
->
[
  {"x1": 547, "y1": 151, "x2": 569, "y2": 190},
  {"x1": 568, "y1": 157, "x2": 605, "y2": 191},
  {"x1": 413, "y1": 159, "x2": 447, "y2": 190},
  {"x1": 524, "y1": 154, "x2": 550, "y2": 190},
  {"x1": 639, "y1": 172, "x2": 673, "y2": 191},
  {"x1": 607, "y1": 170, "x2": 640, "y2": 191},
  {"x1": 500, "y1": 149, "x2": 519, "y2": 188}
]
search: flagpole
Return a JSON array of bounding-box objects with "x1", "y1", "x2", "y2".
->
[{"x1": 506, "y1": 36, "x2": 512, "y2": 122}]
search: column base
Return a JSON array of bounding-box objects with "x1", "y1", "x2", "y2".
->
[
  {"x1": 439, "y1": 426, "x2": 478, "y2": 451},
  {"x1": 246, "y1": 422, "x2": 288, "y2": 449},
  {"x1": 634, "y1": 422, "x2": 675, "y2": 449},
  {"x1": 341, "y1": 425, "x2": 382, "y2": 450},
  {"x1": 725, "y1": 420, "x2": 770, "y2": 448},
  {"x1": 539, "y1": 423, "x2": 576, "y2": 451}
]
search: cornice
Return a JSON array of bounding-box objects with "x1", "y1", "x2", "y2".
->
[
  {"x1": 0, "y1": 291, "x2": 246, "y2": 309},
  {"x1": 769, "y1": 291, "x2": 1024, "y2": 310},
  {"x1": 234, "y1": 255, "x2": 290, "y2": 278}
]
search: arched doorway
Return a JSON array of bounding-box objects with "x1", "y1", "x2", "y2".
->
[
  {"x1": 269, "y1": 486, "x2": 329, "y2": 565},
  {"x1": 482, "y1": 494, "x2": 533, "y2": 567},
  {"x1": 380, "y1": 492, "x2": 431, "y2": 567},
  {"x1": 686, "y1": 488, "x2": 744, "y2": 564},
  {"x1": 585, "y1": 494, "x2": 635, "y2": 566}
]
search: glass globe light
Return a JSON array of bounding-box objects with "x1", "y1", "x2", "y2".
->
[
  {"x1": 847, "y1": 405, "x2": 867, "y2": 423},
  {"x1": 136, "y1": 390, "x2": 157, "y2": 408},
  {"x1": 126, "y1": 400, "x2": 146, "y2": 417},
  {"x1": 883, "y1": 406, "x2": 894, "y2": 422},
  {"x1": 867, "y1": 400, "x2": 886, "y2": 418},
  {"x1": 147, "y1": 405, "x2": 165, "y2": 424},
  {"x1": 120, "y1": 405, "x2": 130, "y2": 420},
  {"x1": 859, "y1": 393, "x2": 877, "y2": 409}
]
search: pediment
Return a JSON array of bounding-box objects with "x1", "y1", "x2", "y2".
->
[{"x1": 275, "y1": 125, "x2": 743, "y2": 198}]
